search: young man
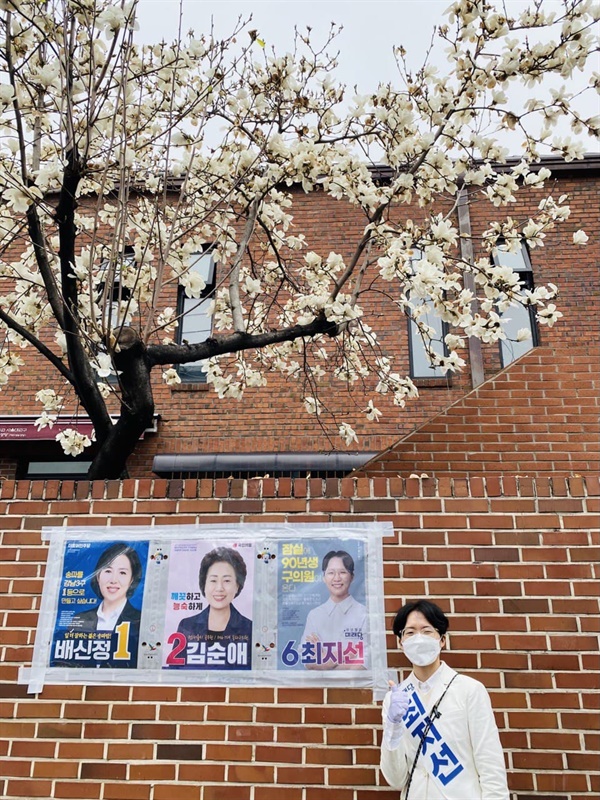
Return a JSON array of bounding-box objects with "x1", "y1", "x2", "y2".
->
[
  {"x1": 380, "y1": 600, "x2": 509, "y2": 800},
  {"x1": 301, "y1": 550, "x2": 367, "y2": 670}
]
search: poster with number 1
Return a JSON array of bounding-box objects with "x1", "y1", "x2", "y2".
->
[{"x1": 50, "y1": 540, "x2": 148, "y2": 669}]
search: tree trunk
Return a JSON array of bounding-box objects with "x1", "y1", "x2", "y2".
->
[{"x1": 87, "y1": 329, "x2": 155, "y2": 480}]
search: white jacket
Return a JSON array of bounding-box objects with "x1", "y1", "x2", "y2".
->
[{"x1": 380, "y1": 662, "x2": 509, "y2": 800}]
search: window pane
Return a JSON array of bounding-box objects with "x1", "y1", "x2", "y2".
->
[
  {"x1": 189, "y1": 251, "x2": 215, "y2": 284},
  {"x1": 500, "y1": 300, "x2": 535, "y2": 366},
  {"x1": 181, "y1": 298, "x2": 213, "y2": 339},
  {"x1": 27, "y1": 461, "x2": 92, "y2": 477},
  {"x1": 98, "y1": 249, "x2": 135, "y2": 332},
  {"x1": 406, "y1": 250, "x2": 447, "y2": 379},
  {"x1": 177, "y1": 253, "x2": 216, "y2": 382},
  {"x1": 409, "y1": 302, "x2": 446, "y2": 378},
  {"x1": 177, "y1": 361, "x2": 209, "y2": 382},
  {"x1": 494, "y1": 243, "x2": 531, "y2": 272}
]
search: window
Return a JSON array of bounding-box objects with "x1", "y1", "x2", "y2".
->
[
  {"x1": 98, "y1": 245, "x2": 135, "y2": 333},
  {"x1": 96, "y1": 246, "x2": 136, "y2": 384},
  {"x1": 177, "y1": 251, "x2": 216, "y2": 382},
  {"x1": 493, "y1": 242, "x2": 538, "y2": 367},
  {"x1": 22, "y1": 461, "x2": 93, "y2": 479},
  {"x1": 407, "y1": 250, "x2": 448, "y2": 379}
]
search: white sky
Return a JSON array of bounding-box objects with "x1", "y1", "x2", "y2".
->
[
  {"x1": 135, "y1": 0, "x2": 598, "y2": 152},
  {"x1": 136, "y1": 0, "x2": 451, "y2": 89}
]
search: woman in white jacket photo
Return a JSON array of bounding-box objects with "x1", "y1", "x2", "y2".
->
[{"x1": 380, "y1": 600, "x2": 510, "y2": 800}]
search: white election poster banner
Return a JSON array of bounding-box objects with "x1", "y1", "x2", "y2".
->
[{"x1": 21, "y1": 523, "x2": 391, "y2": 698}]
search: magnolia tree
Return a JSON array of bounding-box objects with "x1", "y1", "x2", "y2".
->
[{"x1": 0, "y1": 0, "x2": 597, "y2": 478}]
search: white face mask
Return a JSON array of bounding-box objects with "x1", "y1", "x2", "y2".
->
[{"x1": 402, "y1": 634, "x2": 442, "y2": 667}]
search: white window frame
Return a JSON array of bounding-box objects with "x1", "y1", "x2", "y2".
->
[
  {"x1": 176, "y1": 251, "x2": 216, "y2": 382},
  {"x1": 406, "y1": 250, "x2": 448, "y2": 379},
  {"x1": 493, "y1": 242, "x2": 538, "y2": 368}
]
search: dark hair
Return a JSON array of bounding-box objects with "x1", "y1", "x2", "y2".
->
[
  {"x1": 199, "y1": 547, "x2": 247, "y2": 598},
  {"x1": 322, "y1": 550, "x2": 355, "y2": 575},
  {"x1": 392, "y1": 600, "x2": 449, "y2": 638},
  {"x1": 90, "y1": 543, "x2": 142, "y2": 599}
]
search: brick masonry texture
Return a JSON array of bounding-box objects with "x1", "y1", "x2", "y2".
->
[
  {"x1": 1, "y1": 475, "x2": 599, "y2": 800},
  {"x1": 359, "y1": 345, "x2": 600, "y2": 479}
]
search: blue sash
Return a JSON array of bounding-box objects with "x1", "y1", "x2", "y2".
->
[{"x1": 403, "y1": 682, "x2": 465, "y2": 790}]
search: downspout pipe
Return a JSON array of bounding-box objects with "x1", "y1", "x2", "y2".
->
[{"x1": 457, "y1": 184, "x2": 485, "y2": 389}]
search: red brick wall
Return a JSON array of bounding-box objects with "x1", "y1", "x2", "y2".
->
[
  {"x1": 1, "y1": 475, "x2": 598, "y2": 800},
  {"x1": 360, "y1": 346, "x2": 600, "y2": 479}
]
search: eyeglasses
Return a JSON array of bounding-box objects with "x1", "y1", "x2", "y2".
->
[{"x1": 400, "y1": 627, "x2": 440, "y2": 640}]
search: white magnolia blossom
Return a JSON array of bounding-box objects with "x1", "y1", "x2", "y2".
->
[
  {"x1": 97, "y1": 382, "x2": 112, "y2": 398},
  {"x1": 34, "y1": 411, "x2": 57, "y2": 430},
  {"x1": 234, "y1": 357, "x2": 268, "y2": 389},
  {"x1": 0, "y1": 0, "x2": 595, "y2": 475},
  {"x1": 3, "y1": 186, "x2": 42, "y2": 213},
  {"x1": 35, "y1": 389, "x2": 63, "y2": 411},
  {"x1": 157, "y1": 307, "x2": 178, "y2": 343},
  {"x1": 55, "y1": 429, "x2": 92, "y2": 457},
  {"x1": 304, "y1": 396, "x2": 322, "y2": 415},
  {"x1": 522, "y1": 220, "x2": 547, "y2": 248},
  {"x1": 243, "y1": 276, "x2": 262, "y2": 295},
  {"x1": 0, "y1": 352, "x2": 24, "y2": 386},
  {"x1": 572, "y1": 229, "x2": 589, "y2": 245},
  {"x1": 537, "y1": 303, "x2": 564, "y2": 325},
  {"x1": 179, "y1": 270, "x2": 207, "y2": 299},
  {"x1": 445, "y1": 334, "x2": 465, "y2": 350},
  {"x1": 54, "y1": 330, "x2": 68, "y2": 354},
  {"x1": 93, "y1": 353, "x2": 115, "y2": 378},
  {"x1": 364, "y1": 400, "x2": 382, "y2": 422},
  {"x1": 339, "y1": 422, "x2": 358, "y2": 446},
  {"x1": 437, "y1": 352, "x2": 467, "y2": 373},
  {"x1": 162, "y1": 368, "x2": 181, "y2": 386}
]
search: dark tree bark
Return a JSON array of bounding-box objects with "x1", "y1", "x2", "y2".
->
[
  {"x1": 147, "y1": 314, "x2": 339, "y2": 366},
  {"x1": 55, "y1": 148, "x2": 114, "y2": 444},
  {"x1": 86, "y1": 315, "x2": 339, "y2": 479},
  {"x1": 87, "y1": 328, "x2": 155, "y2": 480}
]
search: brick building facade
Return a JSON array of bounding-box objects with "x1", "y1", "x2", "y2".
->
[
  {"x1": 0, "y1": 156, "x2": 598, "y2": 482},
  {"x1": 360, "y1": 345, "x2": 599, "y2": 479}
]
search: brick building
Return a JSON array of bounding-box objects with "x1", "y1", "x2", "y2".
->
[{"x1": 0, "y1": 155, "x2": 598, "y2": 482}]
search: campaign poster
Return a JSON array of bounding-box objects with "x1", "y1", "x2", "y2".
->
[
  {"x1": 23, "y1": 523, "x2": 390, "y2": 696},
  {"x1": 277, "y1": 538, "x2": 368, "y2": 671},
  {"x1": 162, "y1": 540, "x2": 255, "y2": 671},
  {"x1": 50, "y1": 540, "x2": 149, "y2": 669}
]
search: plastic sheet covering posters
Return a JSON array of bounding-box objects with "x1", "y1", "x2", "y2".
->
[{"x1": 21, "y1": 523, "x2": 391, "y2": 696}]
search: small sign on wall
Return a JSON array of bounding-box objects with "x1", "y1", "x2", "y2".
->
[{"x1": 20, "y1": 523, "x2": 392, "y2": 698}]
